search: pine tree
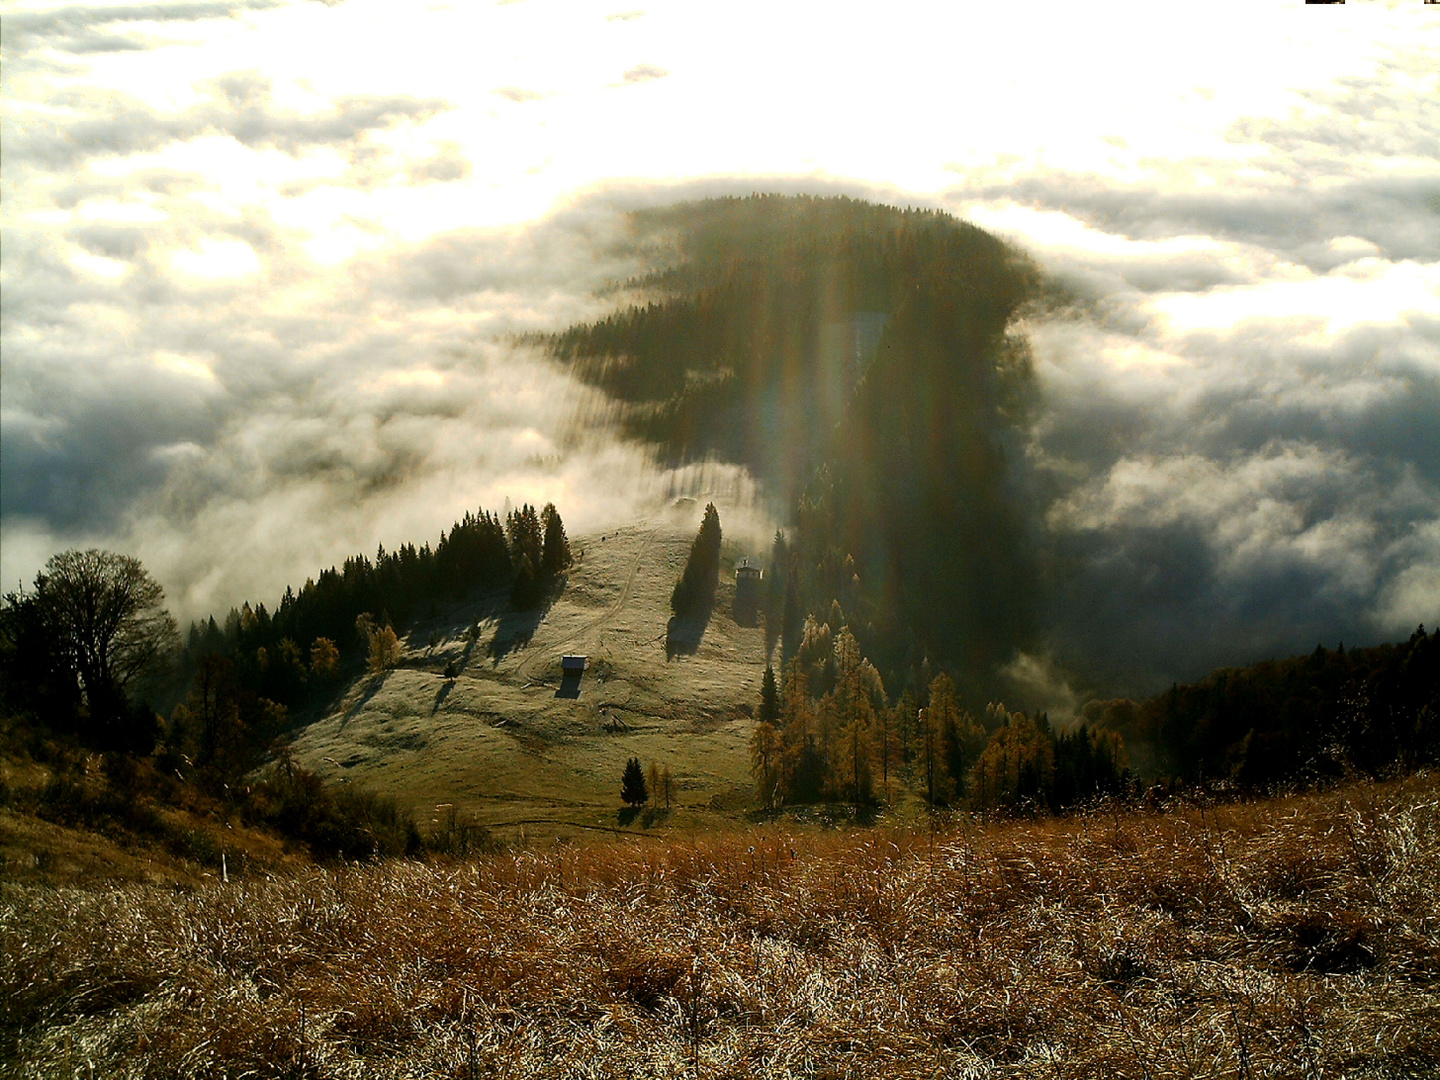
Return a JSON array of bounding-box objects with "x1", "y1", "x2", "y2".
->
[
  {"x1": 506, "y1": 504, "x2": 544, "y2": 577},
  {"x1": 540, "y1": 503, "x2": 572, "y2": 581},
  {"x1": 763, "y1": 531, "x2": 789, "y2": 657},
  {"x1": 671, "y1": 503, "x2": 722, "y2": 617},
  {"x1": 511, "y1": 554, "x2": 539, "y2": 609},
  {"x1": 759, "y1": 664, "x2": 780, "y2": 724},
  {"x1": 621, "y1": 756, "x2": 649, "y2": 805}
]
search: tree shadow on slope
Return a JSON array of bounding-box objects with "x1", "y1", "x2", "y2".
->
[
  {"x1": 665, "y1": 605, "x2": 714, "y2": 659},
  {"x1": 486, "y1": 602, "x2": 550, "y2": 665},
  {"x1": 733, "y1": 575, "x2": 761, "y2": 627},
  {"x1": 340, "y1": 673, "x2": 388, "y2": 729},
  {"x1": 432, "y1": 678, "x2": 456, "y2": 714}
]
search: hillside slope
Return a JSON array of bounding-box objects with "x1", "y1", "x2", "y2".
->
[{"x1": 286, "y1": 506, "x2": 769, "y2": 841}]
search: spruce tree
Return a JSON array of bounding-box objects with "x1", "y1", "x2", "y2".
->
[
  {"x1": 511, "y1": 554, "x2": 539, "y2": 609},
  {"x1": 759, "y1": 664, "x2": 780, "y2": 724},
  {"x1": 506, "y1": 504, "x2": 543, "y2": 577},
  {"x1": 540, "y1": 503, "x2": 572, "y2": 581},
  {"x1": 621, "y1": 756, "x2": 649, "y2": 805},
  {"x1": 670, "y1": 503, "x2": 722, "y2": 617}
]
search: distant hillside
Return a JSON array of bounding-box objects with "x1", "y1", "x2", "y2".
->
[
  {"x1": 1083, "y1": 624, "x2": 1440, "y2": 786},
  {"x1": 546, "y1": 195, "x2": 1046, "y2": 689}
]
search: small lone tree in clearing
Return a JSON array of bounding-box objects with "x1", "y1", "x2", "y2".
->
[{"x1": 621, "y1": 756, "x2": 649, "y2": 805}]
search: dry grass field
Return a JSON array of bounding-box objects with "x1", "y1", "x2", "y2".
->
[
  {"x1": 287, "y1": 511, "x2": 772, "y2": 845},
  {"x1": 5, "y1": 774, "x2": 1439, "y2": 1078}
]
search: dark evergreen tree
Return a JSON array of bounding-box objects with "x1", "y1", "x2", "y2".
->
[
  {"x1": 507, "y1": 504, "x2": 544, "y2": 577},
  {"x1": 511, "y1": 554, "x2": 540, "y2": 610},
  {"x1": 764, "y1": 531, "x2": 789, "y2": 654},
  {"x1": 540, "y1": 503, "x2": 573, "y2": 581},
  {"x1": 670, "y1": 503, "x2": 722, "y2": 617},
  {"x1": 759, "y1": 664, "x2": 780, "y2": 724},
  {"x1": 621, "y1": 755, "x2": 649, "y2": 805}
]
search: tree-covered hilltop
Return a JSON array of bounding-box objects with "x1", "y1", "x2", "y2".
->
[
  {"x1": 546, "y1": 194, "x2": 1046, "y2": 691},
  {"x1": 549, "y1": 195, "x2": 1038, "y2": 491}
]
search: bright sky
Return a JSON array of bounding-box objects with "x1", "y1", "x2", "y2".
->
[
  {"x1": 6, "y1": 0, "x2": 1430, "y2": 256},
  {"x1": 2, "y1": 0, "x2": 1437, "y2": 681}
]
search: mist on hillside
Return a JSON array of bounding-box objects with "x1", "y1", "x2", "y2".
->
[
  {"x1": 0, "y1": 195, "x2": 778, "y2": 627},
  {"x1": 546, "y1": 196, "x2": 1043, "y2": 693}
]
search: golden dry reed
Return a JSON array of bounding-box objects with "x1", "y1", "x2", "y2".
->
[{"x1": 4, "y1": 776, "x2": 1439, "y2": 1078}]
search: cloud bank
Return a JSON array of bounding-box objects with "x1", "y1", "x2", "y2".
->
[
  {"x1": 2, "y1": 0, "x2": 1435, "y2": 700},
  {"x1": 954, "y1": 47, "x2": 1439, "y2": 691}
]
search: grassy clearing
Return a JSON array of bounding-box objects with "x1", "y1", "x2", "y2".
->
[
  {"x1": 287, "y1": 517, "x2": 770, "y2": 844},
  {"x1": 5, "y1": 775, "x2": 1439, "y2": 1078}
]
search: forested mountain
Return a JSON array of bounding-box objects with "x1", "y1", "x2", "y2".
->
[{"x1": 546, "y1": 195, "x2": 1046, "y2": 690}]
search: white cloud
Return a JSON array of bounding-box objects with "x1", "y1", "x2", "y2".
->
[
  {"x1": 170, "y1": 236, "x2": 261, "y2": 279},
  {"x1": 1374, "y1": 519, "x2": 1440, "y2": 633}
]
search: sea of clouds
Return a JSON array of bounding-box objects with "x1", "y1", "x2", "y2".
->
[{"x1": 2, "y1": 0, "x2": 1435, "y2": 701}]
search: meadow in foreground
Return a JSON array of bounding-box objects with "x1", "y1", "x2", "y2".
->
[{"x1": 4, "y1": 776, "x2": 1439, "y2": 1079}]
